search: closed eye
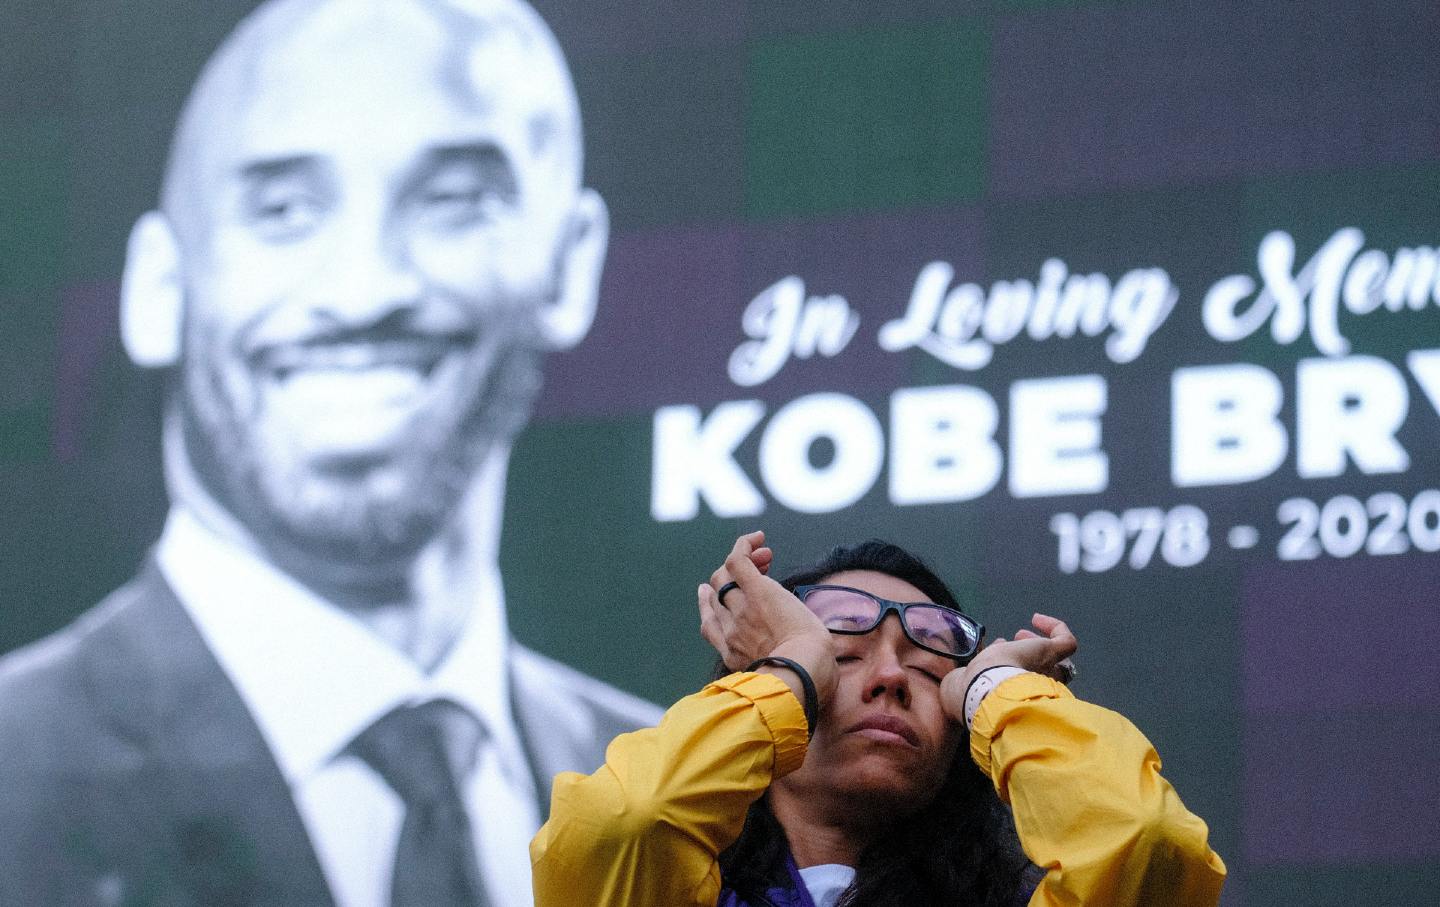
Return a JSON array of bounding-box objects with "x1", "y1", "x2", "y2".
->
[{"x1": 909, "y1": 666, "x2": 944, "y2": 684}]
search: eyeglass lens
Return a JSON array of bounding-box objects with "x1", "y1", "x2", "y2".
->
[{"x1": 799, "y1": 586, "x2": 979, "y2": 656}]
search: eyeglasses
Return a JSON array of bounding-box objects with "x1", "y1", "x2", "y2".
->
[{"x1": 793, "y1": 584, "x2": 984, "y2": 662}]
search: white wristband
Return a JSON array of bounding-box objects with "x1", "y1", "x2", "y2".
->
[{"x1": 963, "y1": 666, "x2": 1029, "y2": 730}]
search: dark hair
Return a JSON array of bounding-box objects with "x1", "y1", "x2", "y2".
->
[{"x1": 717, "y1": 540, "x2": 1035, "y2": 907}]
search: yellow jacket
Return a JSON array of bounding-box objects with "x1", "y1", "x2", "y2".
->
[{"x1": 531, "y1": 670, "x2": 1226, "y2": 906}]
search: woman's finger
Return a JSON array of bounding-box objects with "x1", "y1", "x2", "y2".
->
[
  {"x1": 714, "y1": 581, "x2": 741, "y2": 609},
  {"x1": 1032, "y1": 613, "x2": 1075, "y2": 643},
  {"x1": 705, "y1": 582, "x2": 737, "y2": 632},
  {"x1": 729, "y1": 531, "x2": 764, "y2": 561},
  {"x1": 725, "y1": 532, "x2": 769, "y2": 594},
  {"x1": 698, "y1": 582, "x2": 720, "y2": 623},
  {"x1": 715, "y1": 532, "x2": 765, "y2": 606},
  {"x1": 697, "y1": 584, "x2": 724, "y2": 651},
  {"x1": 751, "y1": 545, "x2": 774, "y2": 575}
]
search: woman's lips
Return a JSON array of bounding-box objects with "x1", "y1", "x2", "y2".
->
[{"x1": 846, "y1": 714, "x2": 920, "y2": 748}]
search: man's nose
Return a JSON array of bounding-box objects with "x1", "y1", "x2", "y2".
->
[{"x1": 318, "y1": 215, "x2": 424, "y2": 324}]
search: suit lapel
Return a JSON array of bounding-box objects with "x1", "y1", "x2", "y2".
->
[
  {"x1": 509, "y1": 648, "x2": 585, "y2": 821},
  {"x1": 80, "y1": 561, "x2": 337, "y2": 906}
]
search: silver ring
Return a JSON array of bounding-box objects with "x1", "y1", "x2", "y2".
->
[
  {"x1": 716, "y1": 581, "x2": 739, "y2": 607},
  {"x1": 1054, "y1": 658, "x2": 1077, "y2": 685}
]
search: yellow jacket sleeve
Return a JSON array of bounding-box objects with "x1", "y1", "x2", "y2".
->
[
  {"x1": 969, "y1": 673, "x2": 1227, "y2": 906},
  {"x1": 530, "y1": 671, "x2": 808, "y2": 907}
]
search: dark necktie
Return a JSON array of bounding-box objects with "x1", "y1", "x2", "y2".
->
[{"x1": 351, "y1": 699, "x2": 489, "y2": 907}]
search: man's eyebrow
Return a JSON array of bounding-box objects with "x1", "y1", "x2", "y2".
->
[
  {"x1": 422, "y1": 141, "x2": 509, "y2": 163},
  {"x1": 237, "y1": 154, "x2": 325, "y2": 182},
  {"x1": 410, "y1": 142, "x2": 518, "y2": 192}
]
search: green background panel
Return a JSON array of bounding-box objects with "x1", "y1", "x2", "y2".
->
[
  {"x1": 0, "y1": 399, "x2": 49, "y2": 463},
  {"x1": 1239, "y1": 163, "x2": 1440, "y2": 362},
  {"x1": 1241, "y1": 163, "x2": 1440, "y2": 261},
  {"x1": 502, "y1": 414, "x2": 742, "y2": 699},
  {"x1": 0, "y1": 288, "x2": 55, "y2": 464},
  {"x1": 60, "y1": 101, "x2": 185, "y2": 283},
  {"x1": 746, "y1": 22, "x2": 989, "y2": 219},
  {"x1": 0, "y1": 1, "x2": 77, "y2": 120},
  {"x1": 0, "y1": 118, "x2": 68, "y2": 293}
]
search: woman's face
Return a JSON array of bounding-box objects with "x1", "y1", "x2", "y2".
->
[{"x1": 774, "y1": 569, "x2": 965, "y2": 816}]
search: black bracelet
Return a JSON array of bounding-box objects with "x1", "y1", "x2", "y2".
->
[{"x1": 745, "y1": 656, "x2": 818, "y2": 740}]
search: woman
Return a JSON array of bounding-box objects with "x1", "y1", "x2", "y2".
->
[{"x1": 531, "y1": 532, "x2": 1226, "y2": 906}]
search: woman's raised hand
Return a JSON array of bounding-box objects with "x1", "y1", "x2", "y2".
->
[
  {"x1": 698, "y1": 531, "x2": 837, "y2": 709},
  {"x1": 939, "y1": 613, "x2": 1079, "y2": 724}
]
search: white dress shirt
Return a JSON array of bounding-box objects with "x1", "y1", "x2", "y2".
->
[
  {"x1": 157, "y1": 506, "x2": 539, "y2": 907},
  {"x1": 798, "y1": 864, "x2": 856, "y2": 907}
]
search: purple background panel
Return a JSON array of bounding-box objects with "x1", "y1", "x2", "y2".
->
[
  {"x1": 536, "y1": 205, "x2": 987, "y2": 419},
  {"x1": 536, "y1": 223, "x2": 745, "y2": 420},
  {"x1": 1241, "y1": 554, "x2": 1440, "y2": 865},
  {"x1": 990, "y1": 0, "x2": 1440, "y2": 198},
  {"x1": 52, "y1": 279, "x2": 119, "y2": 462},
  {"x1": 1241, "y1": 555, "x2": 1440, "y2": 714},
  {"x1": 1243, "y1": 712, "x2": 1440, "y2": 865}
]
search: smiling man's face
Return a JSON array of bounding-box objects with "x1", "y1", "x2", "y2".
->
[{"x1": 170, "y1": 1, "x2": 583, "y2": 566}]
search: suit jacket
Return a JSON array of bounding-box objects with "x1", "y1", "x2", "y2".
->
[{"x1": 0, "y1": 561, "x2": 661, "y2": 907}]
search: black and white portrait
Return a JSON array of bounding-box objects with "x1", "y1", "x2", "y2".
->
[{"x1": 0, "y1": 1, "x2": 660, "y2": 904}]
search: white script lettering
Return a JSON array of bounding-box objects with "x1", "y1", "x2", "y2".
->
[
  {"x1": 878, "y1": 258, "x2": 1176, "y2": 370},
  {"x1": 1203, "y1": 227, "x2": 1440, "y2": 355},
  {"x1": 727, "y1": 276, "x2": 859, "y2": 387}
]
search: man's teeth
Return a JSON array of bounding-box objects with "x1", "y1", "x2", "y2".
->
[
  {"x1": 272, "y1": 366, "x2": 429, "y2": 404},
  {"x1": 264, "y1": 342, "x2": 451, "y2": 378}
]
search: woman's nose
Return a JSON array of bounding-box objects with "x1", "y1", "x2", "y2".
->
[{"x1": 860, "y1": 618, "x2": 911, "y2": 705}]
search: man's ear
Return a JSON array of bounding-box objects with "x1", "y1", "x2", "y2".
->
[
  {"x1": 538, "y1": 188, "x2": 608, "y2": 350},
  {"x1": 120, "y1": 211, "x2": 184, "y2": 368}
]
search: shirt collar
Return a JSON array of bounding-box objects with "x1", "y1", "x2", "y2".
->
[{"x1": 155, "y1": 505, "x2": 530, "y2": 790}]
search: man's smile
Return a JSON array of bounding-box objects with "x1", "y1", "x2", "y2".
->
[
  {"x1": 236, "y1": 328, "x2": 485, "y2": 459},
  {"x1": 249, "y1": 331, "x2": 478, "y2": 381}
]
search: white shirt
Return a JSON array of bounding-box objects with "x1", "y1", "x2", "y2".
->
[
  {"x1": 156, "y1": 506, "x2": 539, "y2": 907},
  {"x1": 798, "y1": 864, "x2": 856, "y2": 907}
]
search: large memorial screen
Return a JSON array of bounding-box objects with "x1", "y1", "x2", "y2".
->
[{"x1": 3, "y1": 1, "x2": 1437, "y2": 903}]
